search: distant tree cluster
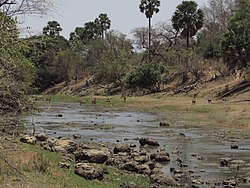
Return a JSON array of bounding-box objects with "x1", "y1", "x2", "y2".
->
[
  {"x1": 1, "y1": 0, "x2": 249, "y2": 113},
  {"x1": 69, "y1": 13, "x2": 111, "y2": 43}
]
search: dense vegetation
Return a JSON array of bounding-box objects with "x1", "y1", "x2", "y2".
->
[{"x1": 0, "y1": 0, "x2": 249, "y2": 114}]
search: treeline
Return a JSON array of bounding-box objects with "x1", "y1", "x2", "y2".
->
[{"x1": 0, "y1": 0, "x2": 249, "y2": 114}]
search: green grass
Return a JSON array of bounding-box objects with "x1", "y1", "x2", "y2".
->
[{"x1": 0, "y1": 140, "x2": 151, "y2": 188}]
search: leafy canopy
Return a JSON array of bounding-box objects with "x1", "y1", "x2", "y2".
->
[
  {"x1": 139, "y1": 0, "x2": 160, "y2": 18},
  {"x1": 222, "y1": 0, "x2": 250, "y2": 69},
  {"x1": 171, "y1": 1, "x2": 204, "y2": 48}
]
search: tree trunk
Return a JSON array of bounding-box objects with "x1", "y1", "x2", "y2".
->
[
  {"x1": 186, "y1": 25, "x2": 190, "y2": 49},
  {"x1": 148, "y1": 17, "x2": 152, "y2": 63}
]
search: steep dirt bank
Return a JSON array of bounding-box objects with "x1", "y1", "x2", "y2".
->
[{"x1": 44, "y1": 72, "x2": 249, "y2": 102}]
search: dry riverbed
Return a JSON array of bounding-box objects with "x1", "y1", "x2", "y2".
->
[{"x1": 1, "y1": 94, "x2": 249, "y2": 187}]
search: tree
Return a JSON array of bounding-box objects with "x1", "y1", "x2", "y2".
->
[
  {"x1": 0, "y1": 0, "x2": 57, "y2": 16},
  {"x1": 222, "y1": 0, "x2": 250, "y2": 69},
  {"x1": 84, "y1": 21, "x2": 101, "y2": 41},
  {"x1": 171, "y1": 1, "x2": 204, "y2": 49},
  {"x1": 203, "y1": 0, "x2": 234, "y2": 30},
  {"x1": 127, "y1": 62, "x2": 164, "y2": 92},
  {"x1": 97, "y1": 13, "x2": 111, "y2": 39},
  {"x1": 139, "y1": 0, "x2": 160, "y2": 62},
  {"x1": 0, "y1": 0, "x2": 59, "y2": 114},
  {"x1": 94, "y1": 31, "x2": 133, "y2": 85},
  {"x1": 197, "y1": 0, "x2": 234, "y2": 60},
  {"x1": 25, "y1": 35, "x2": 70, "y2": 91},
  {"x1": 43, "y1": 20, "x2": 62, "y2": 36},
  {"x1": 70, "y1": 21, "x2": 102, "y2": 44},
  {"x1": 0, "y1": 13, "x2": 35, "y2": 114}
]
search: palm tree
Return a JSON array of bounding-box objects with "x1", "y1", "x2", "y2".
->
[
  {"x1": 139, "y1": 0, "x2": 160, "y2": 62},
  {"x1": 43, "y1": 21, "x2": 62, "y2": 36},
  {"x1": 85, "y1": 21, "x2": 102, "y2": 40},
  {"x1": 98, "y1": 13, "x2": 111, "y2": 39},
  {"x1": 171, "y1": 1, "x2": 204, "y2": 49}
]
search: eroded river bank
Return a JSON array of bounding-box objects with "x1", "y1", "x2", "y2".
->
[{"x1": 23, "y1": 102, "x2": 250, "y2": 187}]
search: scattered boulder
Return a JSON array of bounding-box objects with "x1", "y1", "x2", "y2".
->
[
  {"x1": 173, "y1": 169, "x2": 183, "y2": 174},
  {"x1": 74, "y1": 148, "x2": 111, "y2": 164},
  {"x1": 159, "y1": 122, "x2": 170, "y2": 127},
  {"x1": 231, "y1": 143, "x2": 239, "y2": 149},
  {"x1": 114, "y1": 144, "x2": 131, "y2": 154},
  {"x1": 223, "y1": 177, "x2": 237, "y2": 187},
  {"x1": 172, "y1": 148, "x2": 181, "y2": 155},
  {"x1": 243, "y1": 177, "x2": 250, "y2": 183},
  {"x1": 73, "y1": 134, "x2": 81, "y2": 139},
  {"x1": 220, "y1": 158, "x2": 230, "y2": 167},
  {"x1": 192, "y1": 179, "x2": 206, "y2": 187},
  {"x1": 176, "y1": 157, "x2": 183, "y2": 163},
  {"x1": 150, "y1": 172, "x2": 177, "y2": 186},
  {"x1": 55, "y1": 114, "x2": 63, "y2": 117},
  {"x1": 134, "y1": 155, "x2": 150, "y2": 164},
  {"x1": 179, "y1": 133, "x2": 185, "y2": 137},
  {"x1": 35, "y1": 133, "x2": 48, "y2": 142},
  {"x1": 130, "y1": 143, "x2": 136, "y2": 148},
  {"x1": 123, "y1": 161, "x2": 151, "y2": 174},
  {"x1": 20, "y1": 135, "x2": 37, "y2": 145},
  {"x1": 75, "y1": 163, "x2": 108, "y2": 180},
  {"x1": 150, "y1": 150, "x2": 170, "y2": 163},
  {"x1": 48, "y1": 138, "x2": 77, "y2": 153},
  {"x1": 139, "y1": 138, "x2": 159, "y2": 146}
]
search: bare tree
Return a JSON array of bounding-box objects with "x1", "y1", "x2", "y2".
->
[
  {"x1": 132, "y1": 26, "x2": 149, "y2": 51},
  {"x1": 155, "y1": 21, "x2": 179, "y2": 50},
  {"x1": 203, "y1": 0, "x2": 234, "y2": 30},
  {"x1": 0, "y1": 0, "x2": 58, "y2": 16}
]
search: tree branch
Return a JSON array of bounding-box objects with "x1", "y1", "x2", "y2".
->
[{"x1": 0, "y1": 0, "x2": 15, "y2": 8}]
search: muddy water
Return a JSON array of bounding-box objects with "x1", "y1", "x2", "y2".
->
[{"x1": 23, "y1": 102, "x2": 250, "y2": 187}]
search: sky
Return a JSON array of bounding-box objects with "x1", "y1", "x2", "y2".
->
[{"x1": 20, "y1": 0, "x2": 208, "y2": 39}]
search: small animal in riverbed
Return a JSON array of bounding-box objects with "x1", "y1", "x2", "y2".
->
[
  {"x1": 192, "y1": 99, "x2": 196, "y2": 105},
  {"x1": 91, "y1": 98, "x2": 96, "y2": 105},
  {"x1": 208, "y1": 98, "x2": 212, "y2": 104},
  {"x1": 79, "y1": 101, "x2": 86, "y2": 106},
  {"x1": 193, "y1": 93, "x2": 198, "y2": 98},
  {"x1": 123, "y1": 96, "x2": 126, "y2": 102},
  {"x1": 45, "y1": 97, "x2": 51, "y2": 103},
  {"x1": 106, "y1": 98, "x2": 111, "y2": 103},
  {"x1": 122, "y1": 93, "x2": 126, "y2": 102}
]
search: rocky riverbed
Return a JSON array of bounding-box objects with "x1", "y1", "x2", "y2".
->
[{"x1": 22, "y1": 102, "x2": 250, "y2": 187}]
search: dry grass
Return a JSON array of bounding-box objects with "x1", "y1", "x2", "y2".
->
[{"x1": 124, "y1": 93, "x2": 250, "y2": 131}]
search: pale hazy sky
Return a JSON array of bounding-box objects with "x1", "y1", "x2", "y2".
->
[{"x1": 21, "y1": 0, "x2": 208, "y2": 38}]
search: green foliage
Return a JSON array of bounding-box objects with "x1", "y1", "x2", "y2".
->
[
  {"x1": 139, "y1": 0, "x2": 160, "y2": 19},
  {"x1": 127, "y1": 62, "x2": 164, "y2": 91},
  {"x1": 70, "y1": 13, "x2": 111, "y2": 43},
  {"x1": 222, "y1": 0, "x2": 250, "y2": 69},
  {"x1": 97, "y1": 13, "x2": 111, "y2": 39},
  {"x1": 94, "y1": 31, "x2": 133, "y2": 84},
  {"x1": 25, "y1": 35, "x2": 70, "y2": 91},
  {"x1": 0, "y1": 13, "x2": 35, "y2": 114},
  {"x1": 203, "y1": 44, "x2": 221, "y2": 60},
  {"x1": 196, "y1": 22, "x2": 223, "y2": 59},
  {"x1": 43, "y1": 20, "x2": 62, "y2": 36},
  {"x1": 172, "y1": 1, "x2": 204, "y2": 49}
]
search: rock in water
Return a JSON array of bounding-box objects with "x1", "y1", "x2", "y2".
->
[{"x1": 139, "y1": 137, "x2": 160, "y2": 146}]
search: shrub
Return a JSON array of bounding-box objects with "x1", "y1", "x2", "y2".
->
[{"x1": 127, "y1": 62, "x2": 164, "y2": 92}]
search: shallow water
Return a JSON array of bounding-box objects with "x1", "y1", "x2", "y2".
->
[{"x1": 23, "y1": 102, "x2": 250, "y2": 187}]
